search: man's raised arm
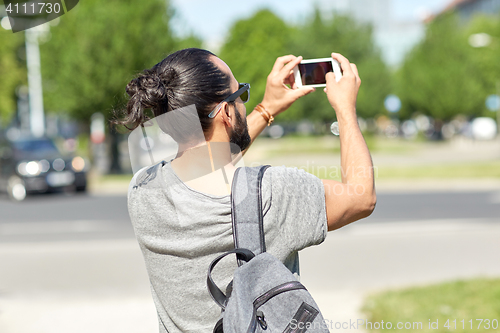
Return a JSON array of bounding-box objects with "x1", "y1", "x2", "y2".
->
[{"x1": 321, "y1": 53, "x2": 376, "y2": 231}]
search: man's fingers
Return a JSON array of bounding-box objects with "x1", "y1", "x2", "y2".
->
[
  {"x1": 350, "y1": 63, "x2": 361, "y2": 87},
  {"x1": 325, "y1": 71, "x2": 337, "y2": 84},
  {"x1": 284, "y1": 71, "x2": 295, "y2": 86},
  {"x1": 331, "y1": 52, "x2": 354, "y2": 76},
  {"x1": 279, "y1": 56, "x2": 302, "y2": 79},
  {"x1": 350, "y1": 63, "x2": 359, "y2": 78},
  {"x1": 291, "y1": 86, "x2": 315, "y2": 99},
  {"x1": 271, "y1": 55, "x2": 297, "y2": 74}
]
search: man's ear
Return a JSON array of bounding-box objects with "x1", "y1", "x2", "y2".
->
[{"x1": 219, "y1": 102, "x2": 233, "y2": 127}]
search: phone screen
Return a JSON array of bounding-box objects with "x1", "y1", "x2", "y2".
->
[{"x1": 299, "y1": 61, "x2": 333, "y2": 85}]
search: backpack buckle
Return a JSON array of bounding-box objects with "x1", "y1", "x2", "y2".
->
[{"x1": 256, "y1": 311, "x2": 267, "y2": 330}]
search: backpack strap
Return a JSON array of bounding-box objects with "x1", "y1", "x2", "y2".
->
[
  {"x1": 207, "y1": 248, "x2": 255, "y2": 310},
  {"x1": 231, "y1": 165, "x2": 270, "y2": 266}
]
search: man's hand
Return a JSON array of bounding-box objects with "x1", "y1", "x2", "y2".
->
[
  {"x1": 261, "y1": 55, "x2": 315, "y2": 116},
  {"x1": 324, "y1": 53, "x2": 361, "y2": 119}
]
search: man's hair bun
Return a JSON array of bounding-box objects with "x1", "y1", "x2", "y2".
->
[{"x1": 126, "y1": 71, "x2": 168, "y2": 110}]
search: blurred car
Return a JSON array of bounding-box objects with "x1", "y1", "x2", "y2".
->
[{"x1": 0, "y1": 136, "x2": 88, "y2": 201}]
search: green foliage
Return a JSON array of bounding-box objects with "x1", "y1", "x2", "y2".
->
[
  {"x1": 290, "y1": 11, "x2": 391, "y2": 122},
  {"x1": 219, "y1": 9, "x2": 292, "y2": 113},
  {"x1": 219, "y1": 9, "x2": 391, "y2": 124},
  {"x1": 22, "y1": 3, "x2": 500, "y2": 130},
  {"x1": 396, "y1": 13, "x2": 486, "y2": 121},
  {"x1": 40, "y1": 0, "x2": 199, "y2": 123},
  {"x1": 0, "y1": 27, "x2": 26, "y2": 124},
  {"x1": 466, "y1": 14, "x2": 500, "y2": 116}
]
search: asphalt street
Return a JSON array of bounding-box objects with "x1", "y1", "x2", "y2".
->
[
  {"x1": 1, "y1": 190, "x2": 500, "y2": 241},
  {"x1": 0, "y1": 190, "x2": 499, "y2": 333},
  {"x1": 0, "y1": 193, "x2": 132, "y2": 243}
]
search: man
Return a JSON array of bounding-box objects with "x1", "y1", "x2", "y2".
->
[{"x1": 123, "y1": 48, "x2": 375, "y2": 332}]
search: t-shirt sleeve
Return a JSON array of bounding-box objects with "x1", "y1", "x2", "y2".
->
[{"x1": 262, "y1": 166, "x2": 328, "y2": 258}]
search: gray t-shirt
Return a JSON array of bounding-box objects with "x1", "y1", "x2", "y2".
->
[{"x1": 128, "y1": 161, "x2": 327, "y2": 332}]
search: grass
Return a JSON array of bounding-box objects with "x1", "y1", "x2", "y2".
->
[
  {"x1": 93, "y1": 135, "x2": 500, "y2": 183},
  {"x1": 362, "y1": 278, "x2": 500, "y2": 333},
  {"x1": 364, "y1": 134, "x2": 425, "y2": 154},
  {"x1": 256, "y1": 135, "x2": 341, "y2": 156},
  {"x1": 255, "y1": 135, "x2": 425, "y2": 157},
  {"x1": 252, "y1": 135, "x2": 500, "y2": 181},
  {"x1": 376, "y1": 162, "x2": 500, "y2": 179},
  {"x1": 296, "y1": 162, "x2": 500, "y2": 182}
]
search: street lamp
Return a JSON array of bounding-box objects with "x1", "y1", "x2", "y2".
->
[
  {"x1": 25, "y1": 24, "x2": 49, "y2": 138},
  {"x1": 469, "y1": 32, "x2": 500, "y2": 135}
]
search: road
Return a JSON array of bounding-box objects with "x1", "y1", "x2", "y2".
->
[
  {"x1": 1, "y1": 190, "x2": 500, "y2": 242},
  {"x1": 0, "y1": 193, "x2": 132, "y2": 243},
  {"x1": 0, "y1": 190, "x2": 499, "y2": 332}
]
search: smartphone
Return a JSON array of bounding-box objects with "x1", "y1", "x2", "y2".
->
[{"x1": 293, "y1": 57, "x2": 342, "y2": 88}]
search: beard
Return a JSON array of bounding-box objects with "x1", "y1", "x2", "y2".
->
[{"x1": 230, "y1": 107, "x2": 251, "y2": 154}]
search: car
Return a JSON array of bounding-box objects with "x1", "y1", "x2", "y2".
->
[{"x1": 0, "y1": 136, "x2": 88, "y2": 201}]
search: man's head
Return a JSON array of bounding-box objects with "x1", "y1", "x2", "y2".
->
[{"x1": 117, "y1": 48, "x2": 251, "y2": 151}]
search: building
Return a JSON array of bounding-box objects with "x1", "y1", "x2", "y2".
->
[{"x1": 433, "y1": 0, "x2": 500, "y2": 22}]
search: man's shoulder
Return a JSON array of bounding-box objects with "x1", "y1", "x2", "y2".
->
[
  {"x1": 128, "y1": 161, "x2": 167, "y2": 194},
  {"x1": 262, "y1": 165, "x2": 320, "y2": 183},
  {"x1": 257, "y1": 165, "x2": 323, "y2": 200}
]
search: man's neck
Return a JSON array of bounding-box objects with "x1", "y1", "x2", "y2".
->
[{"x1": 171, "y1": 142, "x2": 238, "y2": 195}]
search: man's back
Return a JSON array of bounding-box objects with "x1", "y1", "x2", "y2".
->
[{"x1": 128, "y1": 162, "x2": 327, "y2": 332}]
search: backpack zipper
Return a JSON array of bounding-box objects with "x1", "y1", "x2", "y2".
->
[
  {"x1": 245, "y1": 281, "x2": 307, "y2": 332},
  {"x1": 250, "y1": 281, "x2": 307, "y2": 331},
  {"x1": 253, "y1": 281, "x2": 306, "y2": 309}
]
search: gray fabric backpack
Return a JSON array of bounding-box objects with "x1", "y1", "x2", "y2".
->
[{"x1": 207, "y1": 165, "x2": 330, "y2": 333}]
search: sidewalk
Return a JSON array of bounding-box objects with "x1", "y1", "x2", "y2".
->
[{"x1": 0, "y1": 239, "x2": 158, "y2": 333}]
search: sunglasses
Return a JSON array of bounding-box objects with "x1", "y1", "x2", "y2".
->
[{"x1": 208, "y1": 83, "x2": 251, "y2": 118}]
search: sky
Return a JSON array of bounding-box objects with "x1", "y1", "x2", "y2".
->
[{"x1": 169, "y1": 0, "x2": 454, "y2": 52}]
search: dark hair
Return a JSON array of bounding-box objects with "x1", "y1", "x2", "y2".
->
[{"x1": 113, "y1": 48, "x2": 232, "y2": 133}]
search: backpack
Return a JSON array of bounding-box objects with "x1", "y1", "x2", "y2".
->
[{"x1": 207, "y1": 165, "x2": 330, "y2": 333}]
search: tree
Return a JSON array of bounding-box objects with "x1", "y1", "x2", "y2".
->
[
  {"x1": 219, "y1": 9, "x2": 292, "y2": 114},
  {"x1": 0, "y1": 27, "x2": 26, "y2": 124},
  {"x1": 466, "y1": 14, "x2": 500, "y2": 118},
  {"x1": 289, "y1": 10, "x2": 392, "y2": 123},
  {"x1": 219, "y1": 9, "x2": 391, "y2": 125},
  {"x1": 396, "y1": 13, "x2": 485, "y2": 121},
  {"x1": 40, "y1": 0, "x2": 201, "y2": 123},
  {"x1": 40, "y1": 0, "x2": 201, "y2": 172}
]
